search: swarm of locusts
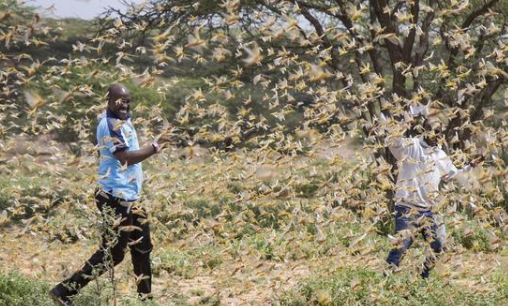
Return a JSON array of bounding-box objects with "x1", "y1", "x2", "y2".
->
[{"x1": 1, "y1": 0, "x2": 508, "y2": 305}]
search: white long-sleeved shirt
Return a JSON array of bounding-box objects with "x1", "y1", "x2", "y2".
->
[{"x1": 387, "y1": 136, "x2": 471, "y2": 211}]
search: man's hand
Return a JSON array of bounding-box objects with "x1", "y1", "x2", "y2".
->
[{"x1": 151, "y1": 142, "x2": 162, "y2": 153}]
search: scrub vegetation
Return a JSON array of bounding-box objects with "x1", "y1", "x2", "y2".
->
[{"x1": 1, "y1": 0, "x2": 508, "y2": 305}]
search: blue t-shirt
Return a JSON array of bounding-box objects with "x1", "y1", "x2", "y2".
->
[{"x1": 96, "y1": 109, "x2": 143, "y2": 201}]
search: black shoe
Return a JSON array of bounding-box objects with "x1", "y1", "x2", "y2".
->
[
  {"x1": 49, "y1": 283, "x2": 75, "y2": 306},
  {"x1": 420, "y1": 265, "x2": 432, "y2": 279},
  {"x1": 138, "y1": 292, "x2": 153, "y2": 302}
]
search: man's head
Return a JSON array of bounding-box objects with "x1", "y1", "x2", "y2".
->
[
  {"x1": 407, "y1": 104, "x2": 443, "y2": 147},
  {"x1": 421, "y1": 117, "x2": 442, "y2": 147},
  {"x1": 107, "y1": 83, "x2": 131, "y2": 120}
]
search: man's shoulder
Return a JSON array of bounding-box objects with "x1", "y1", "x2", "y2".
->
[
  {"x1": 96, "y1": 115, "x2": 109, "y2": 131},
  {"x1": 401, "y1": 137, "x2": 420, "y2": 148},
  {"x1": 98, "y1": 115, "x2": 129, "y2": 131},
  {"x1": 435, "y1": 149, "x2": 448, "y2": 158},
  {"x1": 124, "y1": 118, "x2": 135, "y2": 128},
  {"x1": 97, "y1": 115, "x2": 123, "y2": 137}
]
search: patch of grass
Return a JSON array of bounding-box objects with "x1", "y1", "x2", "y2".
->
[
  {"x1": 0, "y1": 167, "x2": 87, "y2": 228},
  {"x1": 293, "y1": 179, "x2": 321, "y2": 198},
  {"x1": 245, "y1": 233, "x2": 278, "y2": 260},
  {"x1": 186, "y1": 198, "x2": 222, "y2": 222},
  {"x1": 154, "y1": 244, "x2": 225, "y2": 279},
  {"x1": 226, "y1": 181, "x2": 243, "y2": 195},
  {"x1": 0, "y1": 271, "x2": 53, "y2": 306},
  {"x1": 278, "y1": 267, "x2": 508, "y2": 306},
  {"x1": 156, "y1": 251, "x2": 197, "y2": 279},
  {"x1": 118, "y1": 297, "x2": 160, "y2": 306},
  {"x1": 451, "y1": 220, "x2": 494, "y2": 252},
  {"x1": 0, "y1": 173, "x2": 47, "y2": 220}
]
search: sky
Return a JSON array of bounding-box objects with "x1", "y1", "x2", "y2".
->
[
  {"x1": 29, "y1": 0, "x2": 144, "y2": 20},
  {"x1": 28, "y1": 0, "x2": 314, "y2": 29}
]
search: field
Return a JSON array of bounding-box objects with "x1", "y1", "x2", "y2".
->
[
  {"x1": 1, "y1": 135, "x2": 508, "y2": 306},
  {"x1": 2, "y1": 0, "x2": 508, "y2": 305}
]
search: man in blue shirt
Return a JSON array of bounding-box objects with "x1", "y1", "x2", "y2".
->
[{"x1": 50, "y1": 84, "x2": 163, "y2": 305}]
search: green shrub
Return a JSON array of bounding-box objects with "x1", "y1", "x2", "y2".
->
[
  {"x1": 155, "y1": 244, "x2": 224, "y2": 279},
  {"x1": 293, "y1": 180, "x2": 320, "y2": 198},
  {"x1": 184, "y1": 197, "x2": 222, "y2": 224},
  {"x1": 226, "y1": 181, "x2": 243, "y2": 194},
  {"x1": 451, "y1": 220, "x2": 493, "y2": 252},
  {"x1": 156, "y1": 252, "x2": 196, "y2": 279},
  {"x1": 0, "y1": 271, "x2": 53, "y2": 306}
]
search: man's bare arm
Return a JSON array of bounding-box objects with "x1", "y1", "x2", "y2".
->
[{"x1": 114, "y1": 146, "x2": 156, "y2": 166}]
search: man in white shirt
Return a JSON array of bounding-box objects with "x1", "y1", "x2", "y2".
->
[{"x1": 384, "y1": 105, "x2": 482, "y2": 278}]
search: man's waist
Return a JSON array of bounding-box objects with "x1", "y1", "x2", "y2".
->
[
  {"x1": 395, "y1": 201, "x2": 433, "y2": 212},
  {"x1": 95, "y1": 186, "x2": 140, "y2": 202}
]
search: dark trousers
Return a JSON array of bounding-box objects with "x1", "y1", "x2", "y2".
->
[
  {"x1": 61, "y1": 189, "x2": 153, "y2": 295},
  {"x1": 386, "y1": 206, "x2": 443, "y2": 278}
]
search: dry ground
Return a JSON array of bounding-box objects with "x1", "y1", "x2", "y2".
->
[{"x1": 1, "y1": 136, "x2": 507, "y2": 305}]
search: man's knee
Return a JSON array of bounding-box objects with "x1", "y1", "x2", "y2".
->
[
  {"x1": 131, "y1": 245, "x2": 152, "y2": 258},
  {"x1": 109, "y1": 248, "x2": 127, "y2": 265},
  {"x1": 129, "y1": 231, "x2": 152, "y2": 257}
]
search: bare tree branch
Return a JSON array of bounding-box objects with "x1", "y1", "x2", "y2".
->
[{"x1": 401, "y1": 0, "x2": 419, "y2": 64}]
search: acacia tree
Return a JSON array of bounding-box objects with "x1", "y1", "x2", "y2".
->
[
  {"x1": 98, "y1": 0, "x2": 508, "y2": 200},
  {"x1": 103, "y1": 0, "x2": 507, "y2": 137}
]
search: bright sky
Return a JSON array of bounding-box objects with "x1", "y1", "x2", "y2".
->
[{"x1": 29, "y1": 0, "x2": 144, "y2": 20}]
